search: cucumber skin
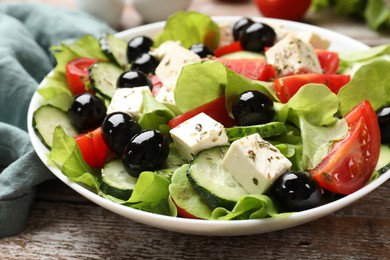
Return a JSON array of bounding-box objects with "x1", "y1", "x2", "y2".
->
[
  {"x1": 32, "y1": 105, "x2": 77, "y2": 149},
  {"x1": 186, "y1": 172, "x2": 237, "y2": 211},
  {"x1": 99, "y1": 178, "x2": 133, "y2": 201},
  {"x1": 378, "y1": 161, "x2": 390, "y2": 175},
  {"x1": 226, "y1": 122, "x2": 287, "y2": 142},
  {"x1": 89, "y1": 62, "x2": 123, "y2": 100}
]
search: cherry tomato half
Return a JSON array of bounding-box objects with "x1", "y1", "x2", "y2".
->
[
  {"x1": 309, "y1": 100, "x2": 381, "y2": 195},
  {"x1": 254, "y1": 0, "x2": 312, "y2": 21},
  {"x1": 66, "y1": 58, "x2": 99, "y2": 96},
  {"x1": 75, "y1": 127, "x2": 110, "y2": 168},
  {"x1": 274, "y1": 74, "x2": 350, "y2": 103}
]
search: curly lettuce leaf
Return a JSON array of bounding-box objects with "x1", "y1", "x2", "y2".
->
[
  {"x1": 127, "y1": 171, "x2": 173, "y2": 216},
  {"x1": 174, "y1": 61, "x2": 274, "y2": 114},
  {"x1": 338, "y1": 59, "x2": 390, "y2": 115},
  {"x1": 283, "y1": 84, "x2": 348, "y2": 170},
  {"x1": 138, "y1": 91, "x2": 175, "y2": 130},
  {"x1": 49, "y1": 126, "x2": 99, "y2": 191},
  {"x1": 211, "y1": 194, "x2": 287, "y2": 220},
  {"x1": 154, "y1": 11, "x2": 220, "y2": 50}
]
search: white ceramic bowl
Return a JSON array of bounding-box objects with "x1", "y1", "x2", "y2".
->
[
  {"x1": 132, "y1": 0, "x2": 192, "y2": 23},
  {"x1": 28, "y1": 16, "x2": 390, "y2": 236}
]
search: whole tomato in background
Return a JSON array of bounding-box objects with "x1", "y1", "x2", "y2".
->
[{"x1": 254, "y1": 0, "x2": 312, "y2": 21}]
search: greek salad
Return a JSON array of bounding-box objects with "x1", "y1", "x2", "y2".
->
[{"x1": 33, "y1": 11, "x2": 390, "y2": 220}]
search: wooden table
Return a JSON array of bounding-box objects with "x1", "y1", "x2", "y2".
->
[{"x1": 1, "y1": 0, "x2": 389, "y2": 259}]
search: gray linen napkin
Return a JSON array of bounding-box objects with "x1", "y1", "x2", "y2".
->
[{"x1": 0, "y1": 3, "x2": 114, "y2": 237}]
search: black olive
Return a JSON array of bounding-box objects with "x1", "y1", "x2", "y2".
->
[
  {"x1": 122, "y1": 130, "x2": 169, "y2": 177},
  {"x1": 232, "y1": 17, "x2": 255, "y2": 41},
  {"x1": 189, "y1": 43, "x2": 214, "y2": 58},
  {"x1": 240, "y1": 22, "x2": 276, "y2": 52},
  {"x1": 68, "y1": 93, "x2": 107, "y2": 133},
  {"x1": 232, "y1": 90, "x2": 275, "y2": 126},
  {"x1": 267, "y1": 171, "x2": 322, "y2": 212},
  {"x1": 377, "y1": 105, "x2": 390, "y2": 143},
  {"x1": 131, "y1": 53, "x2": 159, "y2": 75},
  {"x1": 101, "y1": 112, "x2": 141, "y2": 156},
  {"x1": 127, "y1": 35, "x2": 154, "y2": 63},
  {"x1": 116, "y1": 70, "x2": 153, "y2": 90}
]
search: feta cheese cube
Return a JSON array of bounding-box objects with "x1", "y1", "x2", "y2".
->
[
  {"x1": 154, "y1": 41, "x2": 201, "y2": 84},
  {"x1": 266, "y1": 34, "x2": 322, "y2": 77},
  {"x1": 292, "y1": 31, "x2": 331, "y2": 50},
  {"x1": 107, "y1": 86, "x2": 151, "y2": 119},
  {"x1": 222, "y1": 133, "x2": 292, "y2": 195},
  {"x1": 170, "y1": 113, "x2": 229, "y2": 161}
]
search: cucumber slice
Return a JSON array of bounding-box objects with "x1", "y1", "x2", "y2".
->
[
  {"x1": 100, "y1": 159, "x2": 137, "y2": 200},
  {"x1": 33, "y1": 105, "x2": 78, "y2": 148},
  {"x1": 169, "y1": 165, "x2": 212, "y2": 219},
  {"x1": 225, "y1": 122, "x2": 287, "y2": 142},
  {"x1": 99, "y1": 34, "x2": 128, "y2": 69},
  {"x1": 89, "y1": 62, "x2": 124, "y2": 100},
  {"x1": 187, "y1": 146, "x2": 248, "y2": 210}
]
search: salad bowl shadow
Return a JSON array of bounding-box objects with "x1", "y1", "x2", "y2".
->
[{"x1": 27, "y1": 16, "x2": 390, "y2": 236}]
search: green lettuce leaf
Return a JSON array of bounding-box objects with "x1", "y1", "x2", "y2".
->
[
  {"x1": 174, "y1": 61, "x2": 275, "y2": 114},
  {"x1": 49, "y1": 126, "x2": 99, "y2": 191},
  {"x1": 338, "y1": 59, "x2": 390, "y2": 115},
  {"x1": 211, "y1": 194, "x2": 288, "y2": 220},
  {"x1": 138, "y1": 91, "x2": 175, "y2": 130},
  {"x1": 365, "y1": 0, "x2": 390, "y2": 31},
  {"x1": 127, "y1": 171, "x2": 173, "y2": 216},
  {"x1": 153, "y1": 11, "x2": 220, "y2": 50},
  {"x1": 284, "y1": 84, "x2": 348, "y2": 170},
  {"x1": 38, "y1": 35, "x2": 108, "y2": 110}
]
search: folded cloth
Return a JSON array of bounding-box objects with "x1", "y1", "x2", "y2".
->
[{"x1": 0, "y1": 3, "x2": 114, "y2": 237}]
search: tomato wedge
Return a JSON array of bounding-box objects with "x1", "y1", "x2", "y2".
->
[
  {"x1": 316, "y1": 50, "x2": 340, "y2": 74},
  {"x1": 168, "y1": 96, "x2": 237, "y2": 129},
  {"x1": 214, "y1": 41, "x2": 243, "y2": 57},
  {"x1": 75, "y1": 127, "x2": 110, "y2": 168},
  {"x1": 66, "y1": 58, "x2": 99, "y2": 96},
  {"x1": 216, "y1": 58, "x2": 276, "y2": 82},
  {"x1": 274, "y1": 74, "x2": 350, "y2": 103},
  {"x1": 309, "y1": 100, "x2": 381, "y2": 195}
]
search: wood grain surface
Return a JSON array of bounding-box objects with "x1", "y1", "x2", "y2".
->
[{"x1": 0, "y1": 0, "x2": 389, "y2": 259}]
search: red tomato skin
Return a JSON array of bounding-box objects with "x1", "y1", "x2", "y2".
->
[
  {"x1": 168, "y1": 96, "x2": 237, "y2": 129},
  {"x1": 66, "y1": 58, "x2": 98, "y2": 96},
  {"x1": 214, "y1": 41, "x2": 243, "y2": 57},
  {"x1": 309, "y1": 101, "x2": 381, "y2": 195},
  {"x1": 274, "y1": 74, "x2": 350, "y2": 103},
  {"x1": 216, "y1": 58, "x2": 276, "y2": 82},
  {"x1": 75, "y1": 127, "x2": 110, "y2": 168},
  {"x1": 316, "y1": 50, "x2": 340, "y2": 74},
  {"x1": 171, "y1": 197, "x2": 201, "y2": 219},
  {"x1": 254, "y1": 0, "x2": 312, "y2": 21}
]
